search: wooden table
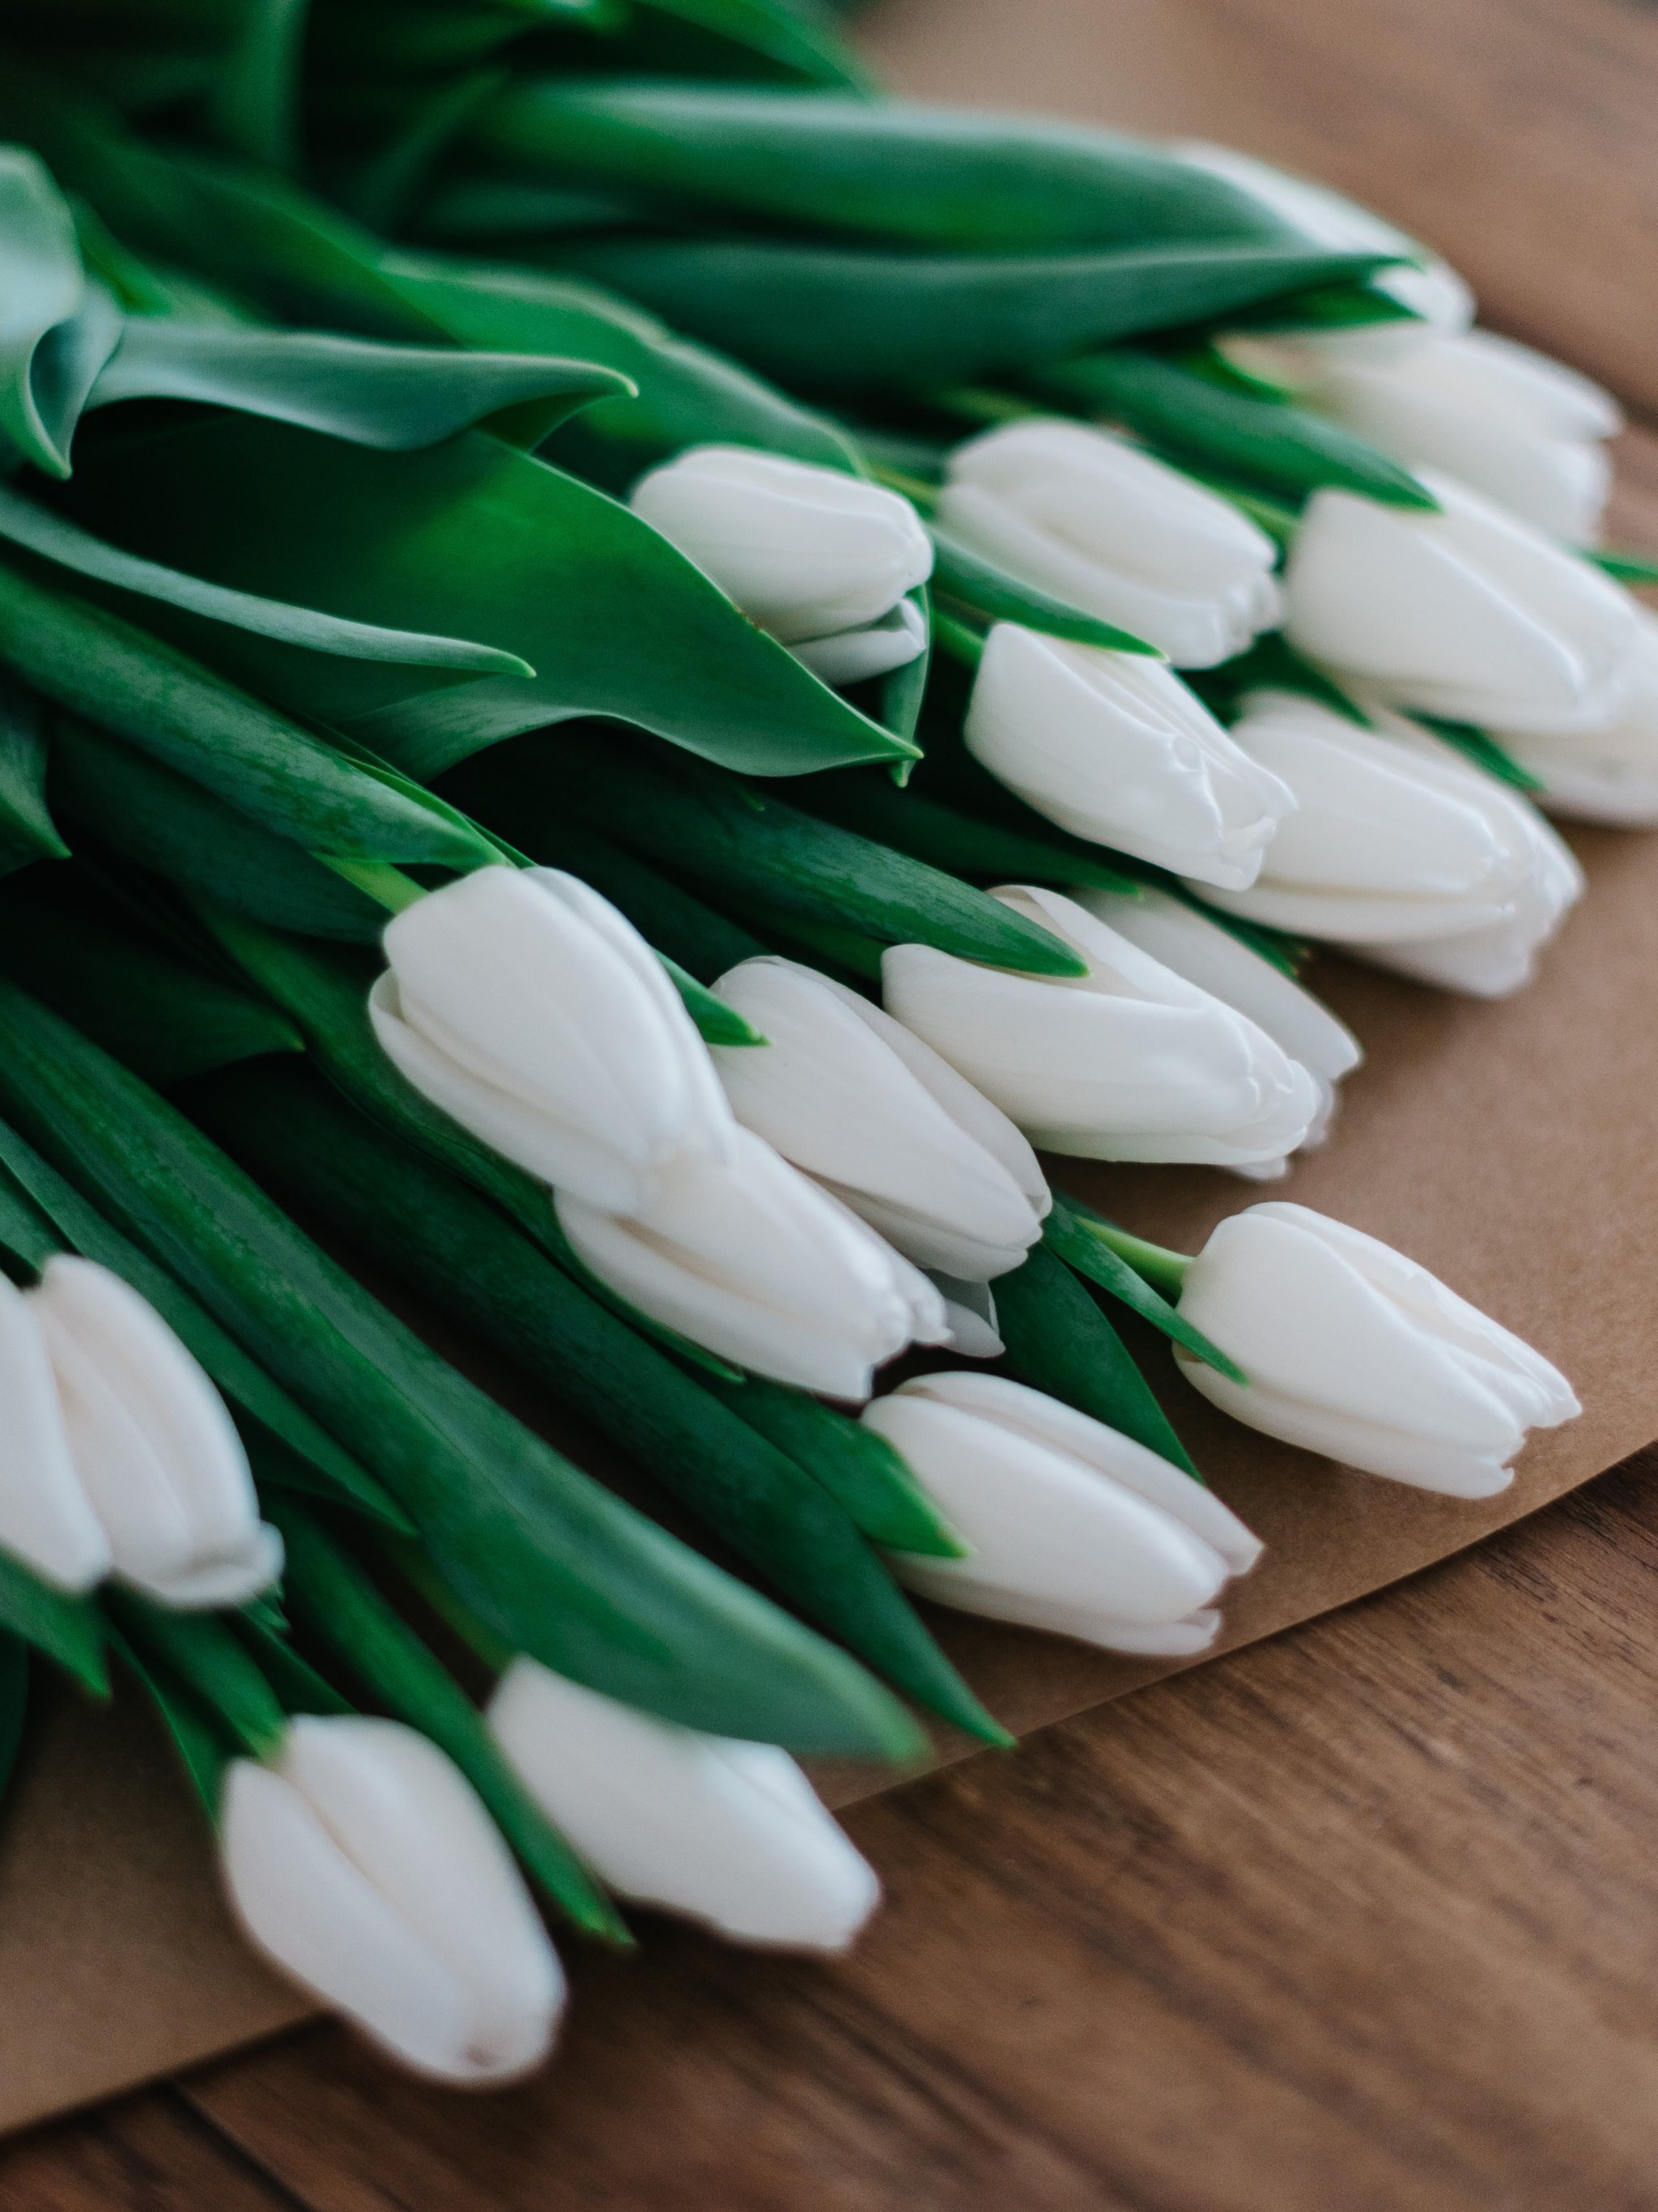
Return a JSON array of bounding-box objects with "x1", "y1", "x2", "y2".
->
[{"x1": 8, "y1": 2, "x2": 1658, "y2": 2203}]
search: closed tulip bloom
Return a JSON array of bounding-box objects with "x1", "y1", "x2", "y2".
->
[
  {"x1": 937, "y1": 420, "x2": 1282, "y2": 668},
  {"x1": 370, "y1": 865, "x2": 733, "y2": 1214},
  {"x1": 963, "y1": 623, "x2": 1295, "y2": 887},
  {"x1": 1074, "y1": 887, "x2": 1361, "y2": 1146},
  {"x1": 1290, "y1": 330, "x2": 1620, "y2": 544},
  {"x1": 31, "y1": 1257, "x2": 281, "y2": 1609},
  {"x1": 1174, "y1": 1202, "x2": 1579, "y2": 1496},
  {"x1": 1197, "y1": 695, "x2": 1583, "y2": 994},
  {"x1": 487, "y1": 1660, "x2": 879, "y2": 1950},
  {"x1": 882, "y1": 887, "x2": 1320, "y2": 1170},
  {"x1": 1499, "y1": 606, "x2": 1658, "y2": 827},
  {"x1": 0, "y1": 1268, "x2": 112, "y2": 1593},
  {"x1": 221, "y1": 1716, "x2": 563, "y2": 2084},
  {"x1": 709, "y1": 955, "x2": 1048, "y2": 1281},
  {"x1": 556, "y1": 1125, "x2": 948, "y2": 1399},
  {"x1": 863, "y1": 1372, "x2": 1261, "y2": 1653},
  {"x1": 629, "y1": 445, "x2": 933, "y2": 681},
  {"x1": 1283, "y1": 474, "x2": 1637, "y2": 737}
]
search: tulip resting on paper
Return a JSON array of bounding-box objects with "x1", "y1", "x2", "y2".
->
[
  {"x1": 863, "y1": 1372, "x2": 1261, "y2": 1653},
  {"x1": 488, "y1": 1660, "x2": 879, "y2": 1950},
  {"x1": 1175, "y1": 1202, "x2": 1579, "y2": 1497}
]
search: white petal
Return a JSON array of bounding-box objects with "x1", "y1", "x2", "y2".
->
[
  {"x1": 0, "y1": 1270, "x2": 109, "y2": 1592},
  {"x1": 793, "y1": 597, "x2": 928, "y2": 685},
  {"x1": 924, "y1": 1274, "x2": 1005, "y2": 1358}
]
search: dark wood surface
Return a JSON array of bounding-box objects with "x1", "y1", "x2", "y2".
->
[{"x1": 6, "y1": 2, "x2": 1658, "y2": 2204}]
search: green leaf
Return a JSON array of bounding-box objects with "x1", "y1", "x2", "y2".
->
[
  {"x1": 1184, "y1": 630, "x2": 1373, "y2": 729},
  {"x1": 200, "y1": 1057, "x2": 992, "y2": 1745},
  {"x1": 1043, "y1": 1195, "x2": 1244, "y2": 1382},
  {"x1": 1410, "y1": 713, "x2": 1549, "y2": 794},
  {"x1": 0, "y1": 981, "x2": 922, "y2": 1755},
  {"x1": 207, "y1": 0, "x2": 308, "y2": 172},
  {"x1": 513, "y1": 731, "x2": 1090, "y2": 976},
  {"x1": 463, "y1": 83, "x2": 1310, "y2": 253},
  {"x1": 233, "y1": 1599, "x2": 355, "y2": 1717},
  {"x1": 0, "y1": 558, "x2": 500, "y2": 864},
  {"x1": 545, "y1": 237, "x2": 1401, "y2": 392},
  {"x1": 0, "y1": 1636, "x2": 27, "y2": 1808},
  {"x1": 105, "y1": 1593, "x2": 289, "y2": 1759},
  {"x1": 620, "y1": 0, "x2": 872, "y2": 87},
  {"x1": 0, "y1": 673, "x2": 69, "y2": 875},
  {"x1": 269, "y1": 1496, "x2": 630, "y2": 1941},
  {"x1": 664, "y1": 956, "x2": 766, "y2": 1047},
  {"x1": 107, "y1": 1623, "x2": 230, "y2": 1815},
  {"x1": 1035, "y1": 346, "x2": 1438, "y2": 510},
  {"x1": 928, "y1": 523, "x2": 1159, "y2": 654},
  {"x1": 56, "y1": 411, "x2": 919, "y2": 780},
  {"x1": 1228, "y1": 279, "x2": 1422, "y2": 335},
  {"x1": 1589, "y1": 549, "x2": 1658, "y2": 586},
  {"x1": 992, "y1": 1244, "x2": 1198, "y2": 1477},
  {"x1": 0, "y1": 144, "x2": 96, "y2": 476},
  {"x1": 0, "y1": 1551, "x2": 107, "y2": 1691},
  {"x1": 0, "y1": 1096, "x2": 408, "y2": 1532}
]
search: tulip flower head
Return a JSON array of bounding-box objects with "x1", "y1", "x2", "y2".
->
[
  {"x1": 1283, "y1": 474, "x2": 1637, "y2": 737},
  {"x1": 1174, "y1": 1202, "x2": 1579, "y2": 1495},
  {"x1": 882, "y1": 887, "x2": 1320, "y2": 1170},
  {"x1": 0, "y1": 1257, "x2": 279, "y2": 1605},
  {"x1": 630, "y1": 445, "x2": 933, "y2": 683},
  {"x1": 1074, "y1": 886, "x2": 1361, "y2": 1147},
  {"x1": 370, "y1": 865, "x2": 733, "y2": 1214},
  {"x1": 1197, "y1": 694, "x2": 1583, "y2": 996},
  {"x1": 709, "y1": 955, "x2": 1048, "y2": 1280},
  {"x1": 963, "y1": 622, "x2": 1295, "y2": 887},
  {"x1": 864, "y1": 1372, "x2": 1261, "y2": 1653},
  {"x1": 221, "y1": 1716, "x2": 564, "y2": 2083},
  {"x1": 1498, "y1": 605, "x2": 1658, "y2": 827},
  {"x1": 555, "y1": 1124, "x2": 949, "y2": 1399},
  {"x1": 488, "y1": 1661, "x2": 880, "y2": 1950},
  {"x1": 937, "y1": 419, "x2": 1282, "y2": 669}
]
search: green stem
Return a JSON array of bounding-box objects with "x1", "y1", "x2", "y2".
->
[
  {"x1": 931, "y1": 385, "x2": 1041, "y2": 428},
  {"x1": 1078, "y1": 1218, "x2": 1192, "y2": 1300},
  {"x1": 313, "y1": 854, "x2": 430, "y2": 913},
  {"x1": 931, "y1": 606, "x2": 987, "y2": 667}
]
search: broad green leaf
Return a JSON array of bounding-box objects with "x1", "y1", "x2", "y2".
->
[
  {"x1": 0, "y1": 1636, "x2": 26, "y2": 1808},
  {"x1": 487, "y1": 730, "x2": 1090, "y2": 975},
  {"x1": 1228, "y1": 279, "x2": 1423, "y2": 335},
  {"x1": 270, "y1": 1498, "x2": 628, "y2": 1940},
  {"x1": 1590, "y1": 550, "x2": 1658, "y2": 587},
  {"x1": 546, "y1": 237, "x2": 1400, "y2": 392},
  {"x1": 928, "y1": 524, "x2": 1158, "y2": 654},
  {"x1": 623, "y1": 0, "x2": 872, "y2": 87},
  {"x1": 203, "y1": 1059, "x2": 997, "y2": 1742},
  {"x1": 108, "y1": 1625, "x2": 230, "y2": 1815},
  {"x1": 463, "y1": 84, "x2": 1307, "y2": 253},
  {"x1": 208, "y1": 0, "x2": 308, "y2": 172},
  {"x1": 0, "y1": 144, "x2": 95, "y2": 476},
  {"x1": 0, "y1": 1096, "x2": 407, "y2": 1530},
  {"x1": 1035, "y1": 346, "x2": 1438, "y2": 510},
  {"x1": 0, "y1": 982, "x2": 921, "y2": 1755},
  {"x1": 0, "y1": 1551, "x2": 107, "y2": 1691},
  {"x1": 233, "y1": 1597, "x2": 355, "y2": 1717},
  {"x1": 1043, "y1": 1196, "x2": 1244, "y2": 1381},
  {"x1": 106, "y1": 1593, "x2": 288, "y2": 1759},
  {"x1": 58, "y1": 412, "x2": 919, "y2": 779},
  {"x1": 0, "y1": 674, "x2": 69, "y2": 875},
  {"x1": 993, "y1": 1244, "x2": 1198, "y2": 1477},
  {"x1": 0, "y1": 559, "x2": 500, "y2": 864}
]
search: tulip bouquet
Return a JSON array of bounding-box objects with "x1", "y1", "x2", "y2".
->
[{"x1": 0, "y1": 0, "x2": 1609, "y2": 2087}]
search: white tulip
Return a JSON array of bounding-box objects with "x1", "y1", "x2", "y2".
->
[
  {"x1": 924, "y1": 1273, "x2": 1005, "y2": 1359},
  {"x1": 370, "y1": 865, "x2": 733, "y2": 1215},
  {"x1": 708, "y1": 955, "x2": 1048, "y2": 1281},
  {"x1": 1197, "y1": 694, "x2": 1583, "y2": 995},
  {"x1": 863, "y1": 1372, "x2": 1261, "y2": 1653},
  {"x1": 221, "y1": 1716, "x2": 563, "y2": 2084},
  {"x1": 1174, "y1": 1202, "x2": 1579, "y2": 1496},
  {"x1": 963, "y1": 623, "x2": 1295, "y2": 887},
  {"x1": 936, "y1": 419, "x2": 1282, "y2": 668},
  {"x1": 31, "y1": 1257, "x2": 280, "y2": 1608},
  {"x1": 882, "y1": 887, "x2": 1320, "y2": 1170},
  {"x1": 1283, "y1": 474, "x2": 1637, "y2": 737},
  {"x1": 556, "y1": 1124, "x2": 948, "y2": 1399},
  {"x1": 487, "y1": 1660, "x2": 879, "y2": 1950},
  {"x1": 1073, "y1": 887, "x2": 1361, "y2": 1146},
  {"x1": 629, "y1": 445, "x2": 933, "y2": 680},
  {"x1": 1288, "y1": 330, "x2": 1620, "y2": 544},
  {"x1": 0, "y1": 1268, "x2": 112, "y2": 1593},
  {"x1": 1499, "y1": 606, "x2": 1658, "y2": 827},
  {"x1": 1175, "y1": 141, "x2": 1476, "y2": 345}
]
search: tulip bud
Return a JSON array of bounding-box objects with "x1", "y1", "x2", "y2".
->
[
  {"x1": 1196, "y1": 694, "x2": 1583, "y2": 997},
  {"x1": 936, "y1": 420, "x2": 1282, "y2": 668},
  {"x1": 708, "y1": 955, "x2": 1048, "y2": 1282},
  {"x1": 221, "y1": 1716, "x2": 564, "y2": 2083},
  {"x1": 882, "y1": 887, "x2": 1320, "y2": 1170},
  {"x1": 629, "y1": 445, "x2": 933, "y2": 681},
  {"x1": 1283, "y1": 474, "x2": 1637, "y2": 737},
  {"x1": 1174, "y1": 1202, "x2": 1579, "y2": 1495},
  {"x1": 370, "y1": 865, "x2": 733, "y2": 1214},
  {"x1": 1499, "y1": 606, "x2": 1658, "y2": 827},
  {"x1": 31, "y1": 1257, "x2": 282, "y2": 1608},
  {"x1": 0, "y1": 1268, "x2": 112, "y2": 1593},
  {"x1": 1286, "y1": 330, "x2": 1620, "y2": 544},
  {"x1": 555, "y1": 1125, "x2": 949, "y2": 1399},
  {"x1": 863, "y1": 1372, "x2": 1261, "y2": 1653},
  {"x1": 963, "y1": 623, "x2": 1295, "y2": 888},
  {"x1": 487, "y1": 1660, "x2": 879, "y2": 1950},
  {"x1": 1073, "y1": 887, "x2": 1361, "y2": 1146}
]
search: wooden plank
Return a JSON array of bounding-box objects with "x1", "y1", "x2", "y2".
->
[
  {"x1": 860, "y1": 0, "x2": 1658, "y2": 417},
  {"x1": 0, "y1": 2090, "x2": 304, "y2": 2212},
  {"x1": 176, "y1": 1448, "x2": 1658, "y2": 2212}
]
